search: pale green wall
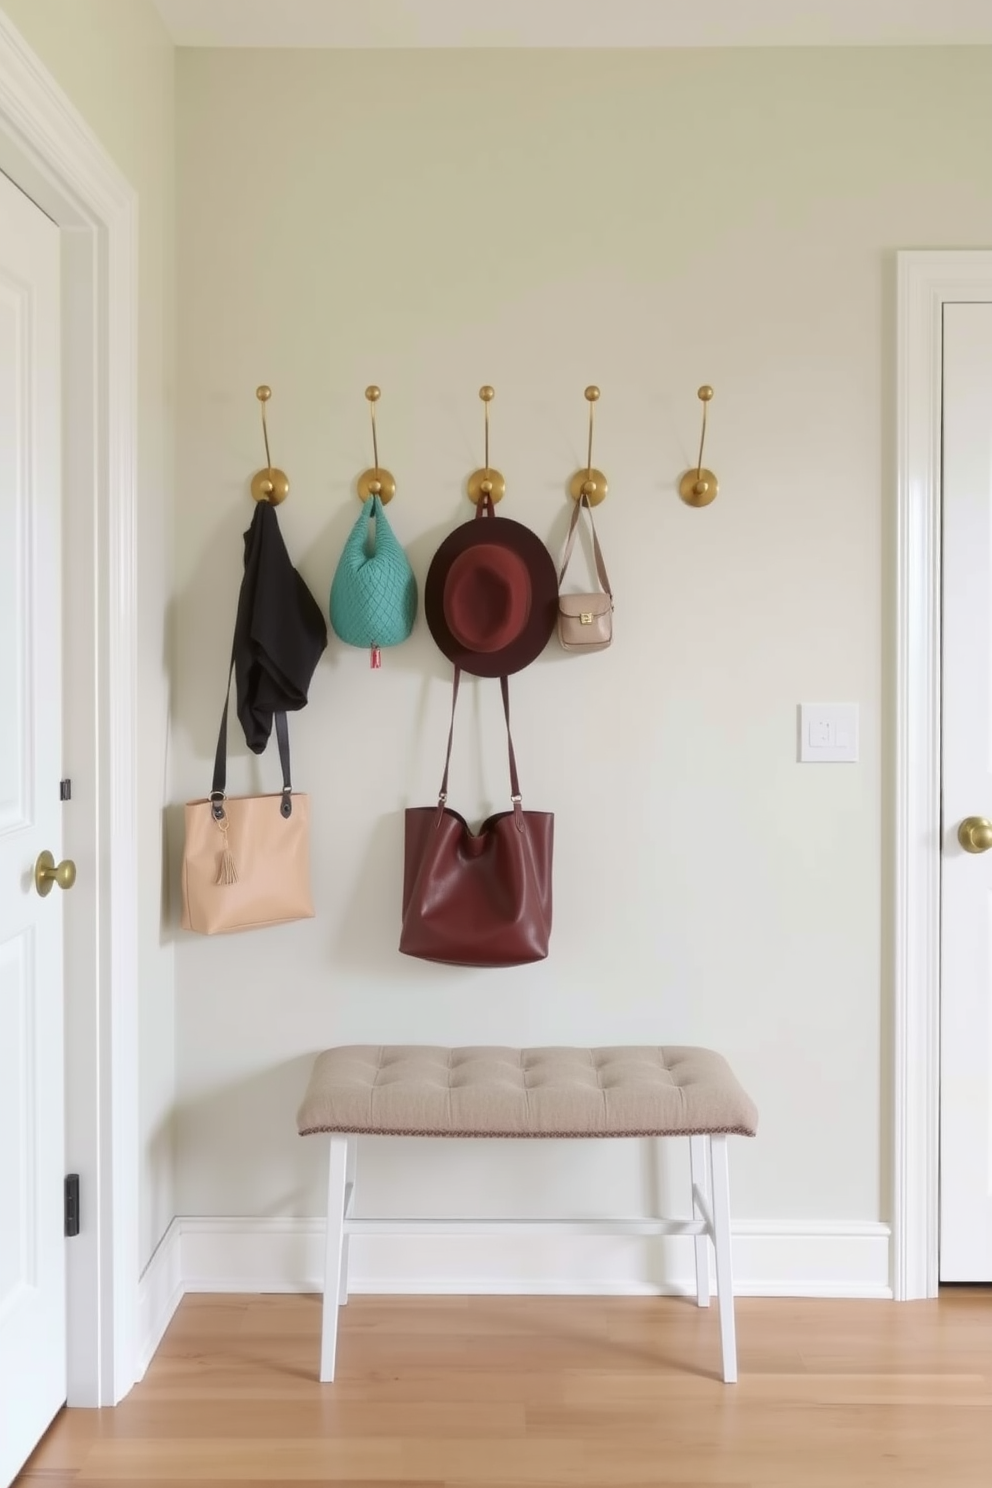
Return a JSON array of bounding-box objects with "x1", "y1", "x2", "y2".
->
[{"x1": 172, "y1": 47, "x2": 992, "y2": 1285}]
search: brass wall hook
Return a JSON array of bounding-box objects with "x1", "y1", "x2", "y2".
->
[
  {"x1": 678, "y1": 385, "x2": 718, "y2": 508},
  {"x1": 357, "y1": 386, "x2": 396, "y2": 503},
  {"x1": 250, "y1": 386, "x2": 290, "y2": 505},
  {"x1": 467, "y1": 385, "x2": 506, "y2": 504},
  {"x1": 569, "y1": 386, "x2": 608, "y2": 506}
]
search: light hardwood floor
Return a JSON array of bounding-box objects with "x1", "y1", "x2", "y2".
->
[{"x1": 16, "y1": 1290, "x2": 992, "y2": 1486}]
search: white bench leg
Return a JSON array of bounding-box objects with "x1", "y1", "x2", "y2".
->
[
  {"x1": 320, "y1": 1134, "x2": 349, "y2": 1383},
  {"x1": 689, "y1": 1134, "x2": 711, "y2": 1308},
  {"x1": 709, "y1": 1134, "x2": 738, "y2": 1384},
  {"x1": 339, "y1": 1136, "x2": 357, "y2": 1306}
]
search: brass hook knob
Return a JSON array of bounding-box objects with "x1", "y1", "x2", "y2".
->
[
  {"x1": 251, "y1": 385, "x2": 290, "y2": 505},
  {"x1": 468, "y1": 385, "x2": 505, "y2": 504},
  {"x1": 358, "y1": 385, "x2": 396, "y2": 503},
  {"x1": 958, "y1": 816, "x2": 992, "y2": 853},
  {"x1": 678, "y1": 384, "x2": 718, "y2": 508},
  {"x1": 569, "y1": 385, "x2": 608, "y2": 505},
  {"x1": 35, "y1": 850, "x2": 77, "y2": 898}
]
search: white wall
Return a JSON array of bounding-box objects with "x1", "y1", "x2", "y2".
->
[
  {"x1": 172, "y1": 47, "x2": 992, "y2": 1289},
  {"x1": 0, "y1": 0, "x2": 177, "y2": 1271}
]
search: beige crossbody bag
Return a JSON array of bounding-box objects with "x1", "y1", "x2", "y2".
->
[{"x1": 557, "y1": 494, "x2": 614, "y2": 653}]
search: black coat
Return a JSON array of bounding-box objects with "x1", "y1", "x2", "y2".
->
[{"x1": 232, "y1": 502, "x2": 327, "y2": 753}]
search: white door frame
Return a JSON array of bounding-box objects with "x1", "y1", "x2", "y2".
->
[
  {"x1": 0, "y1": 14, "x2": 139, "y2": 1402},
  {"x1": 894, "y1": 249, "x2": 992, "y2": 1300}
]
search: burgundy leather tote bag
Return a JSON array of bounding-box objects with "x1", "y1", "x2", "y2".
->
[{"x1": 400, "y1": 671, "x2": 554, "y2": 966}]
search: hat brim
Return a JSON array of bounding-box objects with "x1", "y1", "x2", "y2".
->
[{"x1": 425, "y1": 514, "x2": 558, "y2": 677}]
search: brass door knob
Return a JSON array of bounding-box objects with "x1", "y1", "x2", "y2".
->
[
  {"x1": 35, "y1": 850, "x2": 77, "y2": 897},
  {"x1": 958, "y1": 817, "x2": 992, "y2": 854}
]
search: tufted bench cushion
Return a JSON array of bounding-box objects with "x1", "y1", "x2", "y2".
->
[{"x1": 296, "y1": 1045, "x2": 758, "y2": 1140}]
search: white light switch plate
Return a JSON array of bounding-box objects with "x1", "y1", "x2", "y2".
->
[{"x1": 799, "y1": 703, "x2": 859, "y2": 763}]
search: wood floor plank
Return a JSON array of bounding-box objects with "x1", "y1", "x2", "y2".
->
[
  {"x1": 17, "y1": 1411, "x2": 106, "y2": 1474},
  {"x1": 14, "y1": 1292, "x2": 992, "y2": 1487},
  {"x1": 39, "y1": 1401, "x2": 527, "y2": 1440}
]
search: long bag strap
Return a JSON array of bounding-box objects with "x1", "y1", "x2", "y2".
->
[
  {"x1": 558, "y1": 493, "x2": 612, "y2": 599},
  {"x1": 436, "y1": 670, "x2": 524, "y2": 831},
  {"x1": 210, "y1": 658, "x2": 293, "y2": 821}
]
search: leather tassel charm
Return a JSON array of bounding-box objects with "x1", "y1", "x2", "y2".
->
[
  {"x1": 370, "y1": 645, "x2": 381, "y2": 670},
  {"x1": 215, "y1": 820, "x2": 238, "y2": 885}
]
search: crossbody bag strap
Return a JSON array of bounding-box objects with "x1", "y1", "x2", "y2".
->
[
  {"x1": 436, "y1": 671, "x2": 525, "y2": 830},
  {"x1": 558, "y1": 494, "x2": 613, "y2": 602},
  {"x1": 211, "y1": 656, "x2": 294, "y2": 821},
  {"x1": 557, "y1": 497, "x2": 584, "y2": 586}
]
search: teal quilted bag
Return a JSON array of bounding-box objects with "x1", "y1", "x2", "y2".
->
[{"x1": 329, "y1": 496, "x2": 417, "y2": 665}]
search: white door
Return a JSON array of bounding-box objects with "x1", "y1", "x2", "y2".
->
[
  {"x1": 940, "y1": 301, "x2": 992, "y2": 1282},
  {"x1": 0, "y1": 171, "x2": 67, "y2": 1482}
]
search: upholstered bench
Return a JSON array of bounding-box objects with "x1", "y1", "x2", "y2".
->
[{"x1": 297, "y1": 1045, "x2": 757, "y2": 1383}]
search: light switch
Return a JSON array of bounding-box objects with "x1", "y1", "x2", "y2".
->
[{"x1": 799, "y1": 704, "x2": 859, "y2": 763}]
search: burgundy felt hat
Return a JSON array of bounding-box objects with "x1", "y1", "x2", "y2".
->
[{"x1": 425, "y1": 500, "x2": 558, "y2": 676}]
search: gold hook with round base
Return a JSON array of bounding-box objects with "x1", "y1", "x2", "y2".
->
[
  {"x1": 468, "y1": 385, "x2": 503, "y2": 502},
  {"x1": 251, "y1": 468, "x2": 290, "y2": 505},
  {"x1": 251, "y1": 385, "x2": 289, "y2": 504},
  {"x1": 467, "y1": 468, "x2": 506, "y2": 504},
  {"x1": 357, "y1": 468, "x2": 396, "y2": 503},
  {"x1": 569, "y1": 387, "x2": 606, "y2": 504},
  {"x1": 358, "y1": 386, "x2": 394, "y2": 501},
  {"x1": 568, "y1": 469, "x2": 608, "y2": 507},
  {"x1": 679, "y1": 385, "x2": 717, "y2": 507},
  {"x1": 678, "y1": 468, "x2": 718, "y2": 508}
]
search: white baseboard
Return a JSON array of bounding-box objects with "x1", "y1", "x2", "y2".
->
[
  {"x1": 177, "y1": 1216, "x2": 892, "y2": 1301},
  {"x1": 136, "y1": 1218, "x2": 183, "y2": 1378},
  {"x1": 136, "y1": 1215, "x2": 892, "y2": 1376},
  {"x1": 729, "y1": 1221, "x2": 892, "y2": 1298}
]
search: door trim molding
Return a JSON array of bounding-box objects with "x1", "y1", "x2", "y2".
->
[
  {"x1": 0, "y1": 13, "x2": 139, "y2": 1401},
  {"x1": 894, "y1": 250, "x2": 992, "y2": 1299}
]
